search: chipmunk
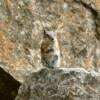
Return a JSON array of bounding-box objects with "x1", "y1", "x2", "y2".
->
[{"x1": 41, "y1": 30, "x2": 60, "y2": 68}]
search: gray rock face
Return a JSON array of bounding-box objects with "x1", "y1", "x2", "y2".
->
[
  {"x1": 0, "y1": 0, "x2": 100, "y2": 82},
  {"x1": 15, "y1": 68, "x2": 100, "y2": 100}
]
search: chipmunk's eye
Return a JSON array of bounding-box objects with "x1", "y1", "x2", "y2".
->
[
  {"x1": 44, "y1": 33, "x2": 49, "y2": 38},
  {"x1": 43, "y1": 30, "x2": 50, "y2": 38}
]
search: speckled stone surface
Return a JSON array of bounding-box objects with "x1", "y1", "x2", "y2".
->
[
  {"x1": 0, "y1": 0, "x2": 100, "y2": 82},
  {"x1": 15, "y1": 68, "x2": 100, "y2": 100}
]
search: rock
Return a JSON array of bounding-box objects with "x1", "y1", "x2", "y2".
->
[
  {"x1": 0, "y1": 67, "x2": 20, "y2": 100},
  {"x1": 95, "y1": 0, "x2": 100, "y2": 10},
  {"x1": 15, "y1": 68, "x2": 100, "y2": 100},
  {"x1": 0, "y1": 0, "x2": 100, "y2": 82}
]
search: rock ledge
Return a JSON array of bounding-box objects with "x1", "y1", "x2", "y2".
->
[{"x1": 15, "y1": 68, "x2": 100, "y2": 100}]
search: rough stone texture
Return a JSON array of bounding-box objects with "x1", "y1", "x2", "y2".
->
[
  {"x1": 95, "y1": 0, "x2": 100, "y2": 10},
  {"x1": 0, "y1": 0, "x2": 100, "y2": 82},
  {"x1": 0, "y1": 67, "x2": 20, "y2": 100},
  {"x1": 15, "y1": 68, "x2": 100, "y2": 100}
]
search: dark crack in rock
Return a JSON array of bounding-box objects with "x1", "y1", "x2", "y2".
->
[
  {"x1": 15, "y1": 68, "x2": 100, "y2": 100},
  {"x1": 0, "y1": 67, "x2": 20, "y2": 100}
]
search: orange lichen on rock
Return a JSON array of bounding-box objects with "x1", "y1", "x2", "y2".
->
[
  {"x1": 7, "y1": 58, "x2": 29, "y2": 71},
  {"x1": 95, "y1": 0, "x2": 100, "y2": 10},
  {"x1": 0, "y1": 31, "x2": 29, "y2": 75},
  {"x1": 0, "y1": 21, "x2": 8, "y2": 31},
  {"x1": 0, "y1": 31, "x2": 14, "y2": 60},
  {"x1": 15, "y1": 58, "x2": 29, "y2": 70},
  {"x1": 2, "y1": 40, "x2": 13, "y2": 60},
  {"x1": 0, "y1": 20, "x2": 29, "y2": 74}
]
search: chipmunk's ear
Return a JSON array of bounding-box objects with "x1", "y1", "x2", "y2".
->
[
  {"x1": 43, "y1": 30, "x2": 49, "y2": 38},
  {"x1": 43, "y1": 30, "x2": 46, "y2": 36}
]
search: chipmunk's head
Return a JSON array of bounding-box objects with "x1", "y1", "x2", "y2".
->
[{"x1": 43, "y1": 30, "x2": 57, "y2": 40}]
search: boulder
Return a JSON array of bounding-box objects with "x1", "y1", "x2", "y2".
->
[{"x1": 15, "y1": 68, "x2": 100, "y2": 100}]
